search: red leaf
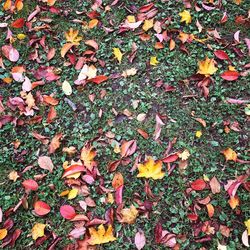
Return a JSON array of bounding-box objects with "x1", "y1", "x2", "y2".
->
[
  {"x1": 162, "y1": 153, "x2": 179, "y2": 163},
  {"x1": 22, "y1": 179, "x2": 39, "y2": 191},
  {"x1": 60, "y1": 205, "x2": 76, "y2": 220},
  {"x1": 187, "y1": 213, "x2": 198, "y2": 221},
  {"x1": 34, "y1": 201, "x2": 51, "y2": 216},
  {"x1": 191, "y1": 179, "x2": 206, "y2": 191},
  {"x1": 221, "y1": 71, "x2": 240, "y2": 81},
  {"x1": 11, "y1": 18, "x2": 25, "y2": 28},
  {"x1": 214, "y1": 50, "x2": 229, "y2": 60},
  {"x1": 88, "y1": 75, "x2": 108, "y2": 84},
  {"x1": 62, "y1": 165, "x2": 85, "y2": 178},
  {"x1": 115, "y1": 185, "x2": 123, "y2": 205},
  {"x1": 139, "y1": 3, "x2": 154, "y2": 13},
  {"x1": 9, "y1": 229, "x2": 22, "y2": 248}
]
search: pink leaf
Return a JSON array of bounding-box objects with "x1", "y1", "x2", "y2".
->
[
  {"x1": 22, "y1": 179, "x2": 39, "y2": 191},
  {"x1": 22, "y1": 76, "x2": 32, "y2": 92},
  {"x1": 234, "y1": 30, "x2": 240, "y2": 43},
  {"x1": 2, "y1": 45, "x2": 19, "y2": 62},
  {"x1": 69, "y1": 227, "x2": 86, "y2": 239},
  {"x1": 60, "y1": 205, "x2": 76, "y2": 220},
  {"x1": 38, "y1": 156, "x2": 54, "y2": 173},
  {"x1": 115, "y1": 185, "x2": 123, "y2": 205},
  {"x1": 135, "y1": 230, "x2": 146, "y2": 250}
]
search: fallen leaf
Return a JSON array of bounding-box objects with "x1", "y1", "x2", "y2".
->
[
  {"x1": 206, "y1": 203, "x2": 214, "y2": 218},
  {"x1": 221, "y1": 148, "x2": 237, "y2": 161},
  {"x1": 150, "y1": 56, "x2": 159, "y2": 66},
  {"x1": 69, "y1": 227, "x2": 86, "y2": 239},
  {"x1": 242, "y1": 229, "x2": 249, "y2": 247},
  {"x1": 112, "y1": 172, "x2": 124, "y2": 189},
  {"x1": 31, "y1": 223, "x2": 46, "y2": 240},
  {"x1": 11, "y1": 18, "x2": 25, "y2": 28},
  {"x1": 142, "y1": 19, "x2": 154, "y2": 31},
  {"x1": 209, "y1": 176, "x2": 221, "y2": 194},
  {"x1": 221, "y1": 71, "x2": 240, "y2": 81},
  {"x1": 0, "y1": 229, "x2": 7, "y2": 240},
  {"x1": 38, "y1": 156, "x2": 54, "y2": 173},
  {"x1": 113, "y1": 48, "x2": 123, "y2": 63},
  {"x1": 22, "y1": 179, "x2": 39, "y2": 191},
  {"x1": 135, "y1": 230, "x2": 146, "y2": 250},
  {"x1": 120, "y1": 205, "x2": 138, "y2": 224},
  {"x1": 34, "y1": 201, "x2": 51, "y2": 216},
  {"x1": 122, "y1": 68, "x2": 137, "y2": 77},
  {"x1": 191, "y1": 179, "x2": 206, "y2": 191},
  {"x1": 8, "y1": 170, "x2": 20, "y2": 182},
  {"x1": 49, "y1": 133, "x2": 63, "y2": 154},
  {"x1": 179, "y1": 10, "x2": 192, "y2": 24},
  {"x1": 62, "y1": 80, "x2": 72, "y2": 95},
  {"x1": 88, "y1": 224, "x2": 116, "y2": 245},
  {"x1": 137, "y1": 157, "x2": 165, "y2": 180},
  {"x1": 80, "y1": 146, "x2": 97, "y2": 170},
  {"x1": 197, "y1": 57, "x2": 218, "y2": 76},
  {"x1": 68, "y1": 189, "x2": 78, "y2": 200},
  {"x1": 60, "y1": 205, "x2": 76, "y2": 220}
]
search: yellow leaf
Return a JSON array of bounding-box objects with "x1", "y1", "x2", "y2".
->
[
  {"x1": 179, "y1": 10, "x2": 192, "y2": 24},
  {"x1": 3, "y1": 0, "x2": 11, "y2": 11},
  {"x1": 62, "y1": 80, "x2": 72, "y2": 96},
  {"x1": 65, "y1": 28, "x2": 82, "y2": 45},
  {"x1": 31, "y1": 223, "x2": 46, "y2": 240},
  {"x1": 113, "y1": 48, "x2": 123, "y2": 64},
  {"x1": 80, "y1": 146, "x2": 97, "y2": 170},
  {"x1": 195, "y1": 130, "x2": 202, "y2": 138},
  {"x1": 142, "y1": 19, "x2": 154, "y2": 32},
  {"x1": 234, "y1": 0, "x2": 242, "y2": 5},
  {"x1": 228, "y1": 196, "x2": 239, "y2": 209},
  {"x1": 150, "y1": 56, "x2": 159, "y2": 66},
  {"x1": 127, "y1": 15, "x2": 136, "y2": 23},
  {"x1": 0, "y1": 229, "x2": 7, "y2": 240},
  {"x1": 122, "y1": 68, "x2": 137, "y2": 77},
  {"x1": 137, "y1": 157, "x2": 165, "y2": 180},
  {"x1": 17, "y1": 34, "x2": 26, "y2": 40},
  {"x1": 244, "y1": 219, "x2": 250, "y2": 235},
  {"x1": 228, "y1": 65, "x2": 236, "y2": 71},
  {"x1": 68, "y1": 188, "x2": 78, "y2": 200},
  {"x1": 107, "y1": 193, "x2": 114, "y2": 204},
  {"x1": 120, "y1": 205, "x2": 138, "y2": 224},
  {"x1": 197, "y1": 57, "x2": 218, "y2": 76},
  {"x1": 8, "y1": 170, "x2": 20, "y2": 182},
  {"x1": 221, "y1": 148, "x2": 237, "y2": 161},
  {"x1": 178, "y1": 149, "x2": 190, "y2": 160},
  {"x1": 88, "y1": 224, "x2": 116, "y2": 245}
]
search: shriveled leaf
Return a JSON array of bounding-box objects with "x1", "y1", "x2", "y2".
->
[
  {"x1": 69, "y1": 227, "x2": 86, "y2": 239},
  {"x1": 49, "y1": 133, "x2": 62, "y2": 154},
  {"x1": 61, "y1": 43, "x2": 74, "y2": 58},
  {"x1": 209, "y1": 176, "x2": 221, "y2": 194}
]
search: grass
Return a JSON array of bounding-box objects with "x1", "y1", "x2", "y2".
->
[{"x1": 0, "y1": 0, "x2": 250, "y2": 249}]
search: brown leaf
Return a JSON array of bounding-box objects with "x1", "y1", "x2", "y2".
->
[
  {"x1": 209, "y1": 176, "x2": 221, "y2": 194},
  {"x1": 49, "y1": 133, "x2": 62, "y2": 154}
]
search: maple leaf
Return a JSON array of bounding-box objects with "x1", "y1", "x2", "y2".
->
[
  {"x1": 120, "y1": 205, "x2": 138, "y2": 224},
  {"x1": 178, "y1": 149, "x2": 190, "y2": 160},
  {"x1": 137, "y1": 157, "x2": 165, "y2": 180},
  {"x1": 65, "y1": 28, "x2": 82, "y2": 45},
  {"x1": 245, "y1": 219, "x2": 250, "y2": 235},
  {"x1": 80, "y1": 146, "x2": 97, "y2": 170},
  {"x1": 31, "y1": 223, "x2": 46, "y2": 240},
  {"x1": 221, "y1": 148, "x2": 237, "y2": 161},
  {"x1": 88, "y1": 224, "x2": 116, "y2": 245},
  {"x1": 113, "y1": 48, "x2": 123, "y2": 64},
  {"x1": 179, "y1": 10, "x2": 192, "y2": 24},
  {"x1": 197, "y1": 57, "x2": 218, "y2": 76}
]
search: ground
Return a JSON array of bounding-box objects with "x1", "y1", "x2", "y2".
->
[{"x1": 0, "y1": 0, "x2": 250, "y2": 249}]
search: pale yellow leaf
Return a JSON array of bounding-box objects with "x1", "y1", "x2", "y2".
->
[
  {"x1": 31, "y1": 223, "x2": 46, "y2": 240},
  {"x1": 62, "y1": 80, "x2": 72, "y2": 96},
  {"x1": 142, "y1": 19, "x2": 154, "y2": 32}
]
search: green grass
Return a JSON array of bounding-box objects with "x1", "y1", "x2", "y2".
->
[{"x1": 0, "y1": 0, "x2": 250, "y2": 249}]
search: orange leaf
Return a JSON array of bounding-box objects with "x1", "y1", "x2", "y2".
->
[
  {"x1": 228, "y1": 196, "x2": 239, "y2": 209},
  {"x1": 47, "y1": 106, "x2": 57, "y2": 123},
  {"x1": 3, "y1": 0, "x2": 11, "y2": 11},
  {"x1": 43, "y1": 95, "x2": 59, "y2": 106},
  {"x1": 61, "y1": 43, "x2": 74, "y2": 58},
  {"x1": 169, "y1": 39, "x2": 175, "y2": 51},
  {"x1": 120, "y1": 140, "x2": 137, "y2": 158},
  {"x1": 34, "y1": 201, "x2": 51, "y2": 216},
  {"x1": 221, "y1": 148, "x2": 237, "y2": 161},
  {"x1": 80, "y1": 146, "x2": 97, "y2": 170},
  {"x1": 154, "y1": 42, "x2": 164, "y2": 49},
  {"x1": 88, "y1": 19, "x2": 99, "y2": 29},
  {"x1": 49, "y1": 133, "x2": 62, "y2": 154},
  {"x1": 88, "y1": 75, "x2": 108, "y2": 84},
  {"x1": 112, "y1": 172, "x2": 124, "y2": 189},
  {"x1": 0, "y1": 229, "x2": 7, "y2": 240},
  {"x1": 137, "y1": 128, "x2": 149, "y2": 139},
  {"x1": 206, "y1": 203, "x2": 214, "y2": 218}
]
